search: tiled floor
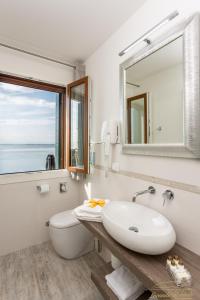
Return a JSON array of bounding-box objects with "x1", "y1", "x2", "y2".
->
[{"x1": 0, "y1": 242, "x2": 104, "y2": 300}]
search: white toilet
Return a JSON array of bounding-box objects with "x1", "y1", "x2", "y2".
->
[{"x1": 49, "y1": 210, "x2": 94, "y2": 259}]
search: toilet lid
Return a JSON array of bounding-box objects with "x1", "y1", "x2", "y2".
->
[{"x1": 49, "y1": 210, "x2": 80, "y2": 229}]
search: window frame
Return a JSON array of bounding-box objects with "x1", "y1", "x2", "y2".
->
[
  {"x1": 0, "y1": 73, "x2": 66, "y2": 173},
  {"x1": 67, "y1": 76, "x2": 89, "y2": 174}
]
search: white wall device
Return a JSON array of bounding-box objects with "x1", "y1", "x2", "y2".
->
[{"x1": 101, "y1": 120, "x2": 120, "y2": 177}]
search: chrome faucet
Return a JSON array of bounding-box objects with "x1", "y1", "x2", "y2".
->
[{"x1": 132, "y1": 186, "x2": 156, "y2": 202}]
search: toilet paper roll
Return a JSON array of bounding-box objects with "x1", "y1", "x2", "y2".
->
[{"x1": 37, "y1": 184, "x2": 49, "y2": 194}]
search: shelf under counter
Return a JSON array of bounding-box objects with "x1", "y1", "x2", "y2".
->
[
  {"x1": 91, "y1": 259, "x2": 152, "y2": 300},
  {"x1": 91, "y1": 261, "x2": 117, "y2": 300},
  {"x1": 80, "y1": 220, "x2": 200, "y2": 300}
]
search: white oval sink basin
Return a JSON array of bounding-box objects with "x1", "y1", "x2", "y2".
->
[{"x1": 102, "y1": 201, "x2": 176, "y2": 255}]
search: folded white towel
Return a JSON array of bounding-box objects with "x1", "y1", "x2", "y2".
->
[
  {"x1": 107, "y1": 281, "x2": 145, "y2": 300},
  {"x1": 105, "y1": 265, "x2": 145, "y2": 300},
  {"x1": 80, "y1": 199, "x2": 110, "y2": 215},
  {"x1": 73, "y1": 206, "x2": 102, "y2": 222},
  {"x1": 74, "y1": 215, "x2": 102, "y2": 222},
  {"x1": 73, "y1": 198, "x2": 110, "y2": 222}
]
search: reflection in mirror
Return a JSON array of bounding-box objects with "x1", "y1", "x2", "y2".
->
[
  {"x1": 70, "y1": 84, "x2": 84, "y2": 168},
  {"x1": 125, "y1": 36, "x2": 183, "y2": 144},
  {"x1": 127, "y1": 93, "x2": 147, "y2": 144}
]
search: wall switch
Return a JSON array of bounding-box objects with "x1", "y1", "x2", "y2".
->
[{"x1": 112, "y1": 162, "x2": 120, "y2": 172}]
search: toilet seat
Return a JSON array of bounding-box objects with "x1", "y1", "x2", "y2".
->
[{"x1": 49, "y1": 210, "x2": 80, "y2": 229}]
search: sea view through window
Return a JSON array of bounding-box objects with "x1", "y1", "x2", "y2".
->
[{"x1": 0, "y1": 81, "x2": 61, "y2": 174}]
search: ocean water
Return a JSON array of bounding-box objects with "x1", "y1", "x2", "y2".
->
[{"x1": 0, "y1": 144, "x2": 58, "y2": 174}]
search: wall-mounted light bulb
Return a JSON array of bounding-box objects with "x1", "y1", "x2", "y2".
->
[{"x1": 119, "y1": 10, "x2": 179, "y2": 56}]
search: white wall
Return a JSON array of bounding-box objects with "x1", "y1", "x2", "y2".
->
[
  {"x1": 0, "y1": 177, "x2": 80, "y2": 256},
  {"x1": 0, "y1": 46, "x2": 73, "y2": 85},
  {"x1": 85, "y1": 0, "x2": 200, "y2": 255},
  {"x1": 0, "y1": 47, "x2": 80, "y2": 256}
]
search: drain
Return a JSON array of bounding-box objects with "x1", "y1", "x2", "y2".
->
[{"x1": 128, "y1": 226, "x2": 139, "y2": 233}]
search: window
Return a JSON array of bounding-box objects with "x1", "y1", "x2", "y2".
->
[
  {"x1": 67, "y1": 77, "x2": 88, "y2": 174},
  {"x1": 0, "y1": 74, "x2": 66, "y2": 175}
]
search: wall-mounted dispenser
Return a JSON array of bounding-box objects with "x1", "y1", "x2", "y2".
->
[
  {"x1": 101, "y1": 120, "x2": 120, "y2": 145},
  {"x1": 60, "y1": 182, "x2": 68, "y2": 193}
]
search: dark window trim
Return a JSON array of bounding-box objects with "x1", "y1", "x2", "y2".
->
[{"x1": 0, "y1": 73, "x2": 66, "y2": 172}]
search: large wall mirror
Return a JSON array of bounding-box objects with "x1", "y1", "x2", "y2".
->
[{"x1": 120, "y1": 15, "x2": 200, "y2": 158}]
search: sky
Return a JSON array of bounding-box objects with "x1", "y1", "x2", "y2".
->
[{"x1": 0, "y1": 82, "x2": 59, "y2": 144}]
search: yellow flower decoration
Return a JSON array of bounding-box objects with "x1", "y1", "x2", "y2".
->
[{"x1": 87, "y1": 199, "x2": 106, "y2": 208}]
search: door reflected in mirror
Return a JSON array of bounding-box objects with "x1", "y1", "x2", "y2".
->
[
  {"x1": 127, "y1": 93, "x2": 147, "y2": 144},
  {"x1": 125, "y1": 36, "x2": 183, "y2": 144}
]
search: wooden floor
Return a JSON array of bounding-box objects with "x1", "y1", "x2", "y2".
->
[{"x1": 0, "y1": 242, "x2": 104, "y2": 300}]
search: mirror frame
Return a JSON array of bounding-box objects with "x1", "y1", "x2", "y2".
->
[{"x1": 120, "y1": 14, "x2": 200, "y2": 158}]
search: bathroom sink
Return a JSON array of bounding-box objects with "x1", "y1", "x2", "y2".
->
[{"x1": 102, "y1": 201, "x2": 176, "y2": 255}]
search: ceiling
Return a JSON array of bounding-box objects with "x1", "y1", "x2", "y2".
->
[{"x1": 0, "y1": 0, "x2": 146, "y2": 65}]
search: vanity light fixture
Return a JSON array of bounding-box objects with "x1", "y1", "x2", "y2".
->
[{"x1": 119, "y1": 10, "x2": 179, "y2": 56}]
